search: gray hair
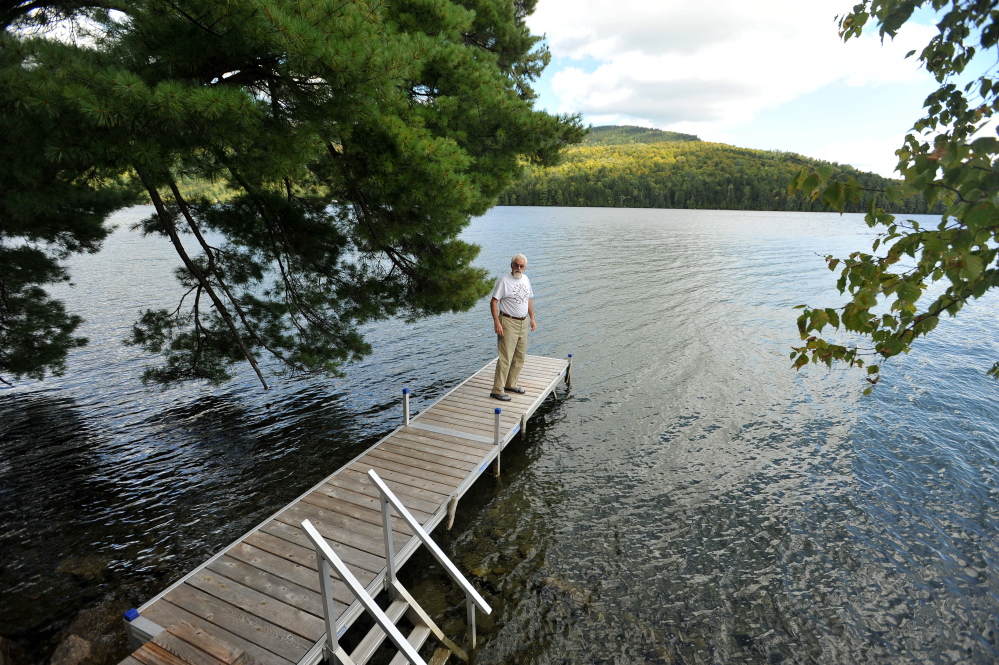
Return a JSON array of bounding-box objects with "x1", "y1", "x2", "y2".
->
[{"x1": 511, "y1": 253, "x2": 527, "y2": 267}]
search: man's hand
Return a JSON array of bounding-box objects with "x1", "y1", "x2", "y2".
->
[
  {"x1": 490, "y1": 297, "x2": 504, "y2": 336},
  {"x1": 530, "y1": 318, "x2": 537, "y2": 332}
]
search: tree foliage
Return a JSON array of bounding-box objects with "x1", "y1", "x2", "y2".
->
[
  {"x1": 789, "y1": 0, "x2": 999, "y2": 391},
  {"x1": 0, "y1": 0, "x2": 582, "y2": 387},
  {"x1": 500, "y1": 131, "x2": 933, "y2": 213}
]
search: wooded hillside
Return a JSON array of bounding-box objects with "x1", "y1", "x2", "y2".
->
[{"x1": 498, "y1": 126, "x2": 931, "y2": 213}]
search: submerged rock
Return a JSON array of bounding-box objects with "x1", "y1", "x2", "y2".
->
[
  {"x1": 57, "y1": 601, "x2": 131, "y2": 665},
  {"x1": 48, "y1": 635, "x2": 91, "y2": 665},
  {"x1": 55, "y1": 556, "x2": 109, "y2": 579},
  {"x1": 1, "y1": 636, "x2": 23, "y2": 665}
]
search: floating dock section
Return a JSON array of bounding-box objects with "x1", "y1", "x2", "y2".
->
[{"x1": 120, "y1": 354, "x2": 571, "y2": 665}]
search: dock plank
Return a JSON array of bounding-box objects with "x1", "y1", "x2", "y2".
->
[
  {"x1": 224, "y1": 543, "x2": 330, "y2": 597},
  {"x1": 311, "y1": 482, "x2": 434, "y2": 524},
  {"x1": 161, "y1": 585, "x2": 312, "y2": 662},
  {"x1": 321, "y1": 476, "x2": 440, "y2": 516},
  {"x1": 385, "y1": 436, "x2": 485, "y2": 465},
  {"x1": 299, "y1": 490, "x2": 416, "y2": 535},
  {"x1": 377, "y1": 441, "x2": 479, "y2": 472},
  {"x1": 364, "y1": 448, "x2": 469, "y2": 481},
  {"x1": 272, "y1": 503, "x2": 394, "y2": 558},
  {"x1": 346, "y1": 460, "x2": 454, "y2": 498},
  {"x1": 147, "y1": 630, "x2": 234, "y2": 665},
  {"x1": 338, "y1": 468, "x2": 449, "y2": 508},
  {"x1": 249, "y1": 525, "x2": 383, "y2": 576},
  {"x1": 205, "y1": 556, "x2": 330, "y2": 618},
  {"x1": 161, "y1": 621, "x2": 244, "y2": 665},
  {"x1": 408, "y1": 416, "x2": 495, "y2": 439},
  {"x1": 184, "y1": 572, "x2": 326, "y2": 641},
  {"x1": 394, "y1": 429, "x2": 492, "y2": 455},
  {"x1": 140, "y1": 600, "x2": 292, "y2": 665},
  {"x1": 132, "y1": 642, "x2": 192, "y2": 665},
  {"x1": 422, "y1": 406, "x2": 504, "y2": 427},
  {"x1": 352, "y1": 456, "x2": 466, "y2": 492}
]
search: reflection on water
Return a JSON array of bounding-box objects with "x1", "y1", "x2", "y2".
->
[{"x1": 1, "y1": 207, "x2": 997, "y2": 664}]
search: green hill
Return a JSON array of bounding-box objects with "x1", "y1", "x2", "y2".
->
[{"x1": 499, "y1": 125, "x2": 930, "y2": 213}]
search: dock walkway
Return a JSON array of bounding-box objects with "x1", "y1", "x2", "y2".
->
[{"x1": 121, "y1": 355, "x2": 570, "y2": 665}]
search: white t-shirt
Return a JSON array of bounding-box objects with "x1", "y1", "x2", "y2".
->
[{"x1": 491, "y1": 273, "x2": 534, "y2": 318}]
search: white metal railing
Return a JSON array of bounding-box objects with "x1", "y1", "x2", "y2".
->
[
  {"x1": 367, "y1": 469, "x2": 492, "y2": 649},
  {"x1": 301, "y1": 520, "x2": 426, "y2": 665}
]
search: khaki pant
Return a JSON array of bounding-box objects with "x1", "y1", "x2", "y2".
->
[{"x1": 492, "y1": 315, "x2": 528, "y2": 393}]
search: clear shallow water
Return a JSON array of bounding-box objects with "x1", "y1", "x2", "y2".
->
[{"x1": 1, "y1": 206, "x2": 998, "y2": 664}]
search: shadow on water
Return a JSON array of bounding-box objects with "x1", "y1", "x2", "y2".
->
[
  {"x1": 0, "y1": 385, "x2": 392, "y2": 665},
  {"x1": 0, "y1": 391, "x2": 117, "y2": 661}
]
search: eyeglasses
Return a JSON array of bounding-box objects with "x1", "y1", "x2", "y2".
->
[{"x1": 512, "y1": 263, "x2": 526, "y2": 268}]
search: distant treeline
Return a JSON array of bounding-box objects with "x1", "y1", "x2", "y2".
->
[
  {"x1": 498, "y1": 126, "x2": 934, "y2": 214},
  {"x1": 582, "y1": 125, "x2": 701, "y2": 145}
]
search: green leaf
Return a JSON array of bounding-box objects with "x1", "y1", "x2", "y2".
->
[
  {"x1": 897, "y1": 281, "x2": 921, "y2": 303},
  {"x1": 855, "y1": 290, "x2": 877, "y2": 309},
  {"x1": 913, "y1": 315, "x2": 939, "y2": 335},
  {"x1": 960, "y1": 255, "x2": 984, "y2": 279}
]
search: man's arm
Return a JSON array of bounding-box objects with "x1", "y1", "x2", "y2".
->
[
  {"x1": 528, "y1": 298, "x2": 536, "y2": 331},
  {"x1": 491, "y1": 298, "x2": 504, "y2": 336}
]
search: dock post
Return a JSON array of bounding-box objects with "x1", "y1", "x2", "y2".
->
[
  {"x1": 402, "y1": 388, "x2": 410, "y2": 426},
  {"x1": 493, "y1": 408, "x2": 502, "y2": 476},
  {"x1": 317, "y1": 554, "x2": 341, "y2": 656},
  {"x1": 466, "y1": 592, "x2": 477, "y2": 649},
  {"x1": 520, "y1": 413, "x2": 527, "y2": 441},
  {"x1": 380, "y1": 490, "x2": 398, "y2": 599},
  {"x1": 566, "y1": 353, "x2": 572, "y2": 386}
]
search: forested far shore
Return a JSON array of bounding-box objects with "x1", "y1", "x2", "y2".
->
[
  {"x1": 165, "y1": 126, "x2": 933, "y2": 215},
  {"x1": 498, "y1": 131, "x2": 935, "y2": 214}
]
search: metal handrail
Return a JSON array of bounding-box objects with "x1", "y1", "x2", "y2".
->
[
  {"x1": 301, "y1": 519, "x2": 427, "y2": 665},
  {"x1": 367, "y1": 469, "x2": 492, "y2": 648}
]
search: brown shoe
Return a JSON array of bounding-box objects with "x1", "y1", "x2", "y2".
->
[{"x1": 490, "y1": 392, "x2": 512, "y2": 401}]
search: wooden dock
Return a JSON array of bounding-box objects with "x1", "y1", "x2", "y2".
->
[{"x1": 120, "y1": 354, "x2": 570, "y2": 665}]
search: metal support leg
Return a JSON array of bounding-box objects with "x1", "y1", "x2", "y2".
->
[
  {"x1": 566, "y1": 353, "x2": 572, "y2": 386},
  {"x1": 317, "y1": 557, "x2": 340, "y2": 657},
  {"x1": 381, "y1": 494, "x2": 398, "y2": 599},
  {"x1": 466, "y1": 592, "x2": 477, "y2": 650},
  {"x1": 520, "y1": 413, "x2": 527, "y2": 441},
  {"x1": 492, "y1": 408, "x2": 501, "y2": 476},
  {"x1": 403, "y1": 388, "x2": 410, "y2": 426}
]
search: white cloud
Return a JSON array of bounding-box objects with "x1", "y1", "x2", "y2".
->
[
  {"x1": 816, "y1": 136, "x2": 908, "y2": 176},
  {"x1": 529, "y1": 0, "x2": 936, "y2": 138}
]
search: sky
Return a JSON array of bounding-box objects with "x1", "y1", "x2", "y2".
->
[{"x1": 525, "y1": 0, "x2": 944, "y2": 177}]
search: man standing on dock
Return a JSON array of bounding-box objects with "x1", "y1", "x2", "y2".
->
[{"x1": 490, "y1": 253, "x2": 536, "y2": 401}]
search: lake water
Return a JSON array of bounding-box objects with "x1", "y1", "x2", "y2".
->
[{"x1": 2, "y1": 206, "x2": 998, "y2": 664}]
